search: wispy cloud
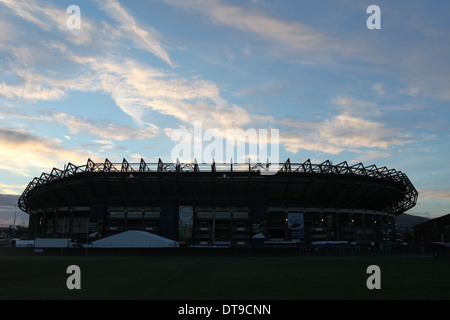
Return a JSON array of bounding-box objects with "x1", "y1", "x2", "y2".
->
[
  {"x1": 277, "y1": 93, "x2": 415, "y2": 158},
  {"x1": 0, "y1": 183, "x2": 28, "y2": 195},
  {"x1": 76, "y1": 55, "x2": 253, "y2": 129},
  {"x1": 417, "y1": 189, "x2": 450, "y2": 201},
  {"x1": 372, "y1": 83, "x2": 385, "y2": 96},
  {"x1": 0, "y1": 0, "x2": 105, "y2": 47},
  {"x1": 0, "y1": 109, "x2": 160, "y2": 141},
  {"x1": 94, "y1": 0, "x2": 173, "y2": 66},
  {"x1": 164, "y1": 0, "x2": 450, "y2": 104},
  {"x1": 332, "y1": 96, "x2": 380, "y2": 117},
  {"x1": 49, "y1": 111, "x2": 160, "y2": 141},
  {"x1": 163, "y1": 0, "x2": 355, "y2": 63},
  {"x1": 0, "y1": 0, "x2": 438, "y2": 171},
  {"x1": 0, "y1": 82, "x2": 66, "y2": 101},
  {"x1": 0, "y1": 1, "x2": 252, "y2": 132},
  {"x1": 279, "y1": 112, "x2": 412, "y2": 156},
  {"x1": 0, "y1": 0, "x2": 62, "y2": 31},
  {"x1": 0, "y1": 128, "x2": 90, "y2": 176}
]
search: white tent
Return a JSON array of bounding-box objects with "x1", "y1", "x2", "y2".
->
[{"x1": 91, "y1": 230, "x2": 179, "y2": 248}]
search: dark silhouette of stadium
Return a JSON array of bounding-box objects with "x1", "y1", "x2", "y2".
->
[{"x1": 19, "y1": 158, "x2": 418, "y2": 248}]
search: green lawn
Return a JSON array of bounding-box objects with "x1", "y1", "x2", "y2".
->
[{"x1": 0, "y1": 255, "x2": 449, "y2": 300}]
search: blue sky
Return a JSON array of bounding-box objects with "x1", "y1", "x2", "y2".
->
[{"x1": 0, "y1": 0, "x2": 449, "y2": 225}]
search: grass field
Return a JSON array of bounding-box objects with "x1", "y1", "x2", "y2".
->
[{"x1": 0, "y1": 255, "x2": 449, "y2": 300}]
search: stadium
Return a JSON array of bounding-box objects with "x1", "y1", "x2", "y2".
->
[{"x1": 18, "y1": 158, "x2": 418, "y2": 249}]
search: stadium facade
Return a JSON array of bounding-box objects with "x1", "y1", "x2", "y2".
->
[{"x1": 18, "y1": 158, "x2": 418, "y2": 248}]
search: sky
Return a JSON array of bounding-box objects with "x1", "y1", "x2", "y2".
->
[{"x1": 0, "y1": 0, "x2": 449, "y2": 226}]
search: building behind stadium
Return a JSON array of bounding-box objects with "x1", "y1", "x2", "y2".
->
[{"x1": 18, "y1": 158, "x2": 418, "y2": 249}]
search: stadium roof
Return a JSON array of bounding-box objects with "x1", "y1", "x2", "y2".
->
[{"x1": 18, "y1": 158, "x2": 418, "y2": 215}]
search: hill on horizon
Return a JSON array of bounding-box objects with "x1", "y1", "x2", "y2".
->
[{"x1": 395, "y1": 213, "x2": 430, "y2": 230}]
